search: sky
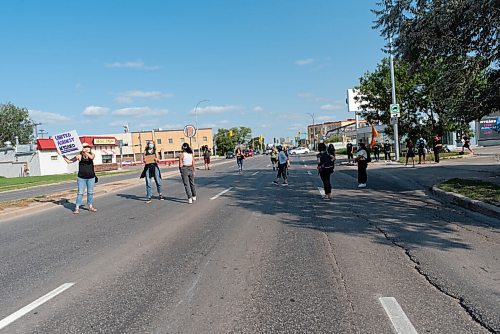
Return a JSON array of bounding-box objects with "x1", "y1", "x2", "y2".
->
[{"x1": 0, "y1": 0, "x2": 386, "y2": 143}]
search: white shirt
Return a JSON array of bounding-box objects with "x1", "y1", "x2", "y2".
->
[
  {"x1": 182, "y1": 153, "x2": 193, "y2": 166},
  {"x1": 278, "y1": 151, "x2": 288, "y2": 164},
  {"x1": 356, "y1": 149, "x2": 367, "y2": 160}
]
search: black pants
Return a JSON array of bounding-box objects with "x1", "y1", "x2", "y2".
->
[
  {"x1": 374, "y1": 151, "x2": 380, "y2": 160},
  {"x1": 357, "y1": 161, "x2": 368, "y2": 184},
  {"x1": 277, "y1": 163, "x2": 287, "y2": 180},
  {"x1": 319, "y1": 168, "x2": 333, "y2": 194},
  {"x1": 434, "y1": 148, "x2": 441, "y2": 163},
  {"x1": 384, "y1": 151, "x2": 390, "y2": 160}
]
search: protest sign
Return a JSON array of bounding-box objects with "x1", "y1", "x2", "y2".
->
[{"x1": 52, "y1": 130, "x2": 83, "y2": 156}]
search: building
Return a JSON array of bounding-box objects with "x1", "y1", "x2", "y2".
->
[
  {"x1": 307, "y1": 119, "x2": 369, "y2": 145},
  {"x1": 131, "y1": 128, "x2": 213, "y2": 161},
  {"x1": 102, "y1": 132, "x2": 134, "y2": 163},
  {"x1": 477, "y1": 113, "x2": 500, "y2": 147}
]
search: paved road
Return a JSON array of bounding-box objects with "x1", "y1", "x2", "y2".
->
[{"x1": 0, "y1": 155, "x2": 498, "y2": 333}]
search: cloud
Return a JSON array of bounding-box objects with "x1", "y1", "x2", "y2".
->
[
  {"x1": 106, "y1": 61, "x2": 162, "y2": 71},
  {"x1": 115, "y1": 90, "x2": 174, "y2": 104},
  {"x1": 29, "y1": 110, "x2": 71, "y2": 124},
  {"x1": 163, "y1": 123, "x2": 184, "y2": 129},
  {"x1": 316, "y1": 115, "x2": 333, "y2": 121},
  {"x1": 295, "y1": 58, "x2": 315, "y2": 66},
  {"x1": 253, "y1": 106, "x2": 264, "y2": 112},
  {"x1": 320, "y1": 104, "x2": 343, "y2": 111},
  {"x1": 298, "y1": 92, "x2": 328, "y2": 102},
  {"x1": 82, "y1": 106, "x2": 109, "y2": 117},
  {"x1": 109, "y1": 120, "x2": 129, "y2": 127},
  {"x1": 112, "y1": 107, "x2": 168, "y2": 117},
  {"x1": 190, "y1": 105, "x2": 241, "y2": 115}
]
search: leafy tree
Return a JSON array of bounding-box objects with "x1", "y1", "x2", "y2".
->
[
  {"x1": 0, "y1": 102, "x2": 34, "y2": 147},
  {"x1": 214, "y1": 127, "x2": 253, "y2": 155},
  {"x1": 373, "y1": 0, "x2": 499, "y2": 123}
]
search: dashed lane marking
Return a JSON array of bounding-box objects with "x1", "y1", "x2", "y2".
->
[
  {"x1": 379, "y1": 297, "x2": 418, "y2": 334},
  {"x1": 210, "y1": 187, "x2": 233, "y2": 200},
  {"x1": 251, "y1": 171, "x2": 260, "y2": 176},
  {"x1": 0, "y1": 283, "x2": 75, "y2": 330},
  {"x1": 307, "y1": 171, "x2": 312, "y2": 176},
  {"x1": 317, "y1": 187, "x2": 325, "y2": 197}
]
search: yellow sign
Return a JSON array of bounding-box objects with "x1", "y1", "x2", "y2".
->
[{"x1": 93, "y1": 138, "x2": 116, "y2": 145}]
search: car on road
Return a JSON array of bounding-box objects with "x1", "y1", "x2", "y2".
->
[
  {"x1": 226, "y1": 152, "x2": 235, "y2": 159},
  {"x1": 121, "y1": 160, "x2": 135, "y2": 166},
  {"x1": 243, "y1": 149, "x2": 254, "y2": 157},
  {"x1": 289, "y1": 147, "x2": 310, "y2": 155},
  {"x1": 265, "y1": 149, "x2": 272, "y2": 155}
]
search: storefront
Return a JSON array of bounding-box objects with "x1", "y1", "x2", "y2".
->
[{"x1": 477, "y1": 113, "x2": 500, "y2": 147}]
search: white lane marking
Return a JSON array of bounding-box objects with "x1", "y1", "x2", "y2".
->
[
  {"x1": 303, "y1": 164, "x2": 308, "y2": 168},
  {"x1": 307, "y1": 171, "x2": 312, "y2": 176},
  {"x1": 0, "y1": 283, "x2": 75, "y2": 330},
  {"x1": 266, "y1": 164, "x2": 271, "y2": 167},
  {"x1": 210, "y1": 187, "x2": 233, "y2": 200},
  {"x1": 317, "y1": 187, "x2": 325, "y2": 197},
  {"x1": 379, "y1": 297, "x2": 418, "y2": 334},
  {"x1": 251, "y1": 171, "x2": 259, "y2": 176}
]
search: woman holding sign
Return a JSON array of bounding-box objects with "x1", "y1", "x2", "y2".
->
[
  {"x1": 140, "y1": 141, "x2": 164, "y2": 203},
  {"x1": 63, "y1": 142, "x2": 97, "y2": 214}
]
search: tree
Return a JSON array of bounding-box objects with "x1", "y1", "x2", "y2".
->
[
  {"x1": 214, "y1": 126, "x2": 254, "y2": 155},
  {"x1": 0, "y1": 102, "x2": 34, "y2": 147},
  {"x1": 373, "y1": 0, "x2": 499, "y2": 123}
]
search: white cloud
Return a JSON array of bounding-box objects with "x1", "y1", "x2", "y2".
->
[
  {"x1": 29, "y1": 110, "x2": 71, "y2": 124},
  {"x1": 260, "y1": 124, "x2": 271, "y2": 128},
  {"x1": 106, "y1": 61, "x2": 162, "y2": 71},
  {"x1": 295, "y1": 58, "x2": 315, "y2": 66},
  {"x1": 82, "y1": 106, "x2": 109, "y2": 117},
  {"x1": 316, "y1": 115, "x2": 333, "y2": 121},
  {"x1": 112, "y1": 107, "x2": 168, "y2": 117},
  {"x1": 163, "y1": 123, "x2": 184, "y2": 129},
  {"x1": 190, "y1": 105, "x2": 241, "y2": 115},
  {"x1": 253, "y1": 106, "x2": 264, "y2": 112},
  {"x1": 109, "y1": 120, "x2": 129, "y2": 127},
  {"x1": 320, "y1": 104, "x2": 342, "y2": 111},
  {"x1": 115, "y1": 90, "x2": 174, "y2": 104}
]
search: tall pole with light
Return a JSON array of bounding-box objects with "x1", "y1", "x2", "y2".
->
[
  {"x1": 386, "y1": 0, "x2": 400, "y2": 161},
  {"x1": 307, "y1": 113, "x2": 316, "y2": 150},
  {"x1": 193, "y1": 99, "x2": 209, "y2": 158}
]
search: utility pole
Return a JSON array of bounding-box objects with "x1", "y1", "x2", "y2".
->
[
  {"x1": 33, "y1": 123, "x2": 42, "y2": 141},
  {"x1": 387, "y1": 0, "x2": 400, "y2": 161},
  {"x1": 193, "y1": 99, "x2": 209, "y2": 158},
  {"x1": 307, "y1": 113, "x2": 316, "y2": 150}
]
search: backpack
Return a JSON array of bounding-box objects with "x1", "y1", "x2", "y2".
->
[
  {"x1": 418, "y1": 140, "x2": 425, "y2": 150},
  {"x1": 319, "y1": 152, "x2": 334, "y2": 169},
  {"x1": 364, "y1": 148, "x2": 372, "y2": 163}
]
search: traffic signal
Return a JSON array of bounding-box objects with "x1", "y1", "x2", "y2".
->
[{"x1": 228, "y1": 130, "x2": 233, "y2": 138}]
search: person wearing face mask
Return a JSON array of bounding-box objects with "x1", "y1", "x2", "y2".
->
[
  {"x1": 140, "y1": 141, "x2": 164, "y2": 203},
  {"x1": 63, "y1": 142, "x2": 97, "y2": 214}
]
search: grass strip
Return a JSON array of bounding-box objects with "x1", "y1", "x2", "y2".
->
[
  {"x1": 437, "y1": 178, "x2": 500, "y2": 206},
  {"x1": 398, "y1": 151, "x2": 468, "y2": 163}
]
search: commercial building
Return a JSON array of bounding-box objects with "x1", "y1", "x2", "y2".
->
[
  {"x1": 131, "y1": 128, "x2": 213, "y2": 161},
  {"x1": 307, "y1": 119, "x2": 368, "y2": 145}
]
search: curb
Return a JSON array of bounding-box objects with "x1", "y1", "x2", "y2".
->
[{"x1": 431, "y1": 186, "x2": 500, "y2": 220}]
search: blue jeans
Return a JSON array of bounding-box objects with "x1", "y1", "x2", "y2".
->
[
  {"x1": 237, "y1": 158, "x2": 244, "y2": 171},
  {"x1": 145, "y1": 166, "x2": 162, "y2": 198},
  {"x1": 76, "y1": 177, "x2": 95, "y2": 207}
]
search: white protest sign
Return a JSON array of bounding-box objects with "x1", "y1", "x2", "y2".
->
[{"x1": 53, "y1": 130, "x2": 83, "y2": 156}]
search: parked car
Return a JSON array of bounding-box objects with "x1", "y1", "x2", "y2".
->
[
  {"x1": 265, "y1": 149, "x2": 272, "y2": 155},
  {"x1": 226, "y1": 152, "x2": 235, "y2": 159},
  {"x1": 290, "y1": 147, "x2": 310, "y2": 155},
  {"x1": 243, "y1": 149, "x2": 254, "y2": 157}
]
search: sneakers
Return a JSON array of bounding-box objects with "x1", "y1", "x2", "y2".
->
[
  {"x1": 188, "y1": 198, "x2": 193, "y2": 204},
  {"x1": 192, "y1": 196, "x2": 197, "y2": 201},
  {"x1": 282, "y1": 181, "x2": 288, "y2": 186},
  {"x1": 146, "y1": 198, "x2": 152, "y2": 204},
  {"x1": 159, "y1": 194, "x2": 164, "y2": 201},
  {"x1": 358, "y1": 183, "x2": 366, "y2": 188},
  {"x1": 273, "y1": 181, "x2": 279, "y2": 185}
]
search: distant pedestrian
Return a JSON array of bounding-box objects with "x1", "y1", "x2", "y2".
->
[
  {"x1": 405, "y1": 139, "x2": 416, "y2": 167},
  {"x1": 317, "y1": 143, "x2": 334, "y2": 199},
  {"x1": 203, "y1": 145, "x2": 211, "y2": 170},
  {"x1": 355, "y1": 142, "x2": 369, "y2": 188},
  {"x1": 270, "y1": 147, "x2": 278, "y2": 171},
  {"x1": 140, "y1": 141, "x2": 164, "y2": 203},
  {"x1": 273, "y1": 146, "x2": 288, "y2": 185},
  {"x1": 372, "y1": 142, "x2": 381, "y2": 161},
  {"x1": 433, "y1": 135, "x2": 443, "y2": 163},
  {"x1": 235, "y1": 147, "x2": 245, "y2": 172},
  {"x1": 179, "y1": 143, "x2": 197, "y2": 204},
  {"x1": 417, "y1": 137, "x2": 427, "y2": 164},
  {"x1": 346, "y1": 141, "x2": 354, "y2": 164},
  {"x1": 462, "y1": 135, "x2": 474, "y2": 154},
  {"x1": 383, "y1": 140, "x2": 391, "y2": 161},
  {"x1": 63, "y1": 142, "x2": 97, "y2": 214}
]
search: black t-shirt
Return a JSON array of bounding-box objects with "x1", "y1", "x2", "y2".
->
[
  {"x1": 384, "y1": 143, "x2": 391, "y2": 152},
  {"x1": 346, "y1": 143, "x2": 353, "y2": 153},
  {"x1": 78, "y1": 157, "x2": 95, "y2": 179}
]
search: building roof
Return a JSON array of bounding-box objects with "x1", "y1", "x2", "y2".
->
[{"x1": 37, "y1": 136, "x2": 117, "y2": 151}]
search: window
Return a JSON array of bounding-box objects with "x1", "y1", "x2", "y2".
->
[
  {"x1": 102, "y1": 155, "x2": 112, "y2": 163},
  {"x1": 51, "y1": 156, "x2": 58, "y2": 161},
  {"x1": 203, "y1": 136, "x2": 208, "y2": 142},
  {"x1": 180, "y1": 138, "x2": 185, "y2": 143},
  {"x1": 168, "y1": 138, "x2": 173, "y2": 144},
  {"x1": 157, "y1": 139, "x2": 162, "y2": 145}
]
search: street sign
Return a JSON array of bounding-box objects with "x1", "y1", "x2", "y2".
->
[
  {"x1": 390, "y1": 103, "x2": 400, "y2": 117},
  {"x1": 390, "y1": 116, "x2": 398, "y2": 125},
  {"x1": 183, "y1": 125, "x2": 196, "y2": 138}
]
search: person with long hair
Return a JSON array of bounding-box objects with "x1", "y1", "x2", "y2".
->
[
  {"x1": 235, "y1": 146, "x2": 245, "y2": 172},
  {"x1": 140, "y1": 140, "x2": 164, "y2": 203},
  {"x1": 317, "y1": 142, "x2": 335, "y2": 199},
  {"x1": 405, "y1": 139, "x2": 416, "y2": 167},
  {"x1": 355, "y1": 142, "x2": 369, "y2": 188},
  {"x1": 63, "y1": 142, "x2": 97, "y2": 214},
  {"x1": 179, "y1": 143, "x2": 197, "y2": 204}
]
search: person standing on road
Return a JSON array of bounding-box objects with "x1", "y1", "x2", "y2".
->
[
  {"x1": 433, "y1": 135, "x2": 443, "y2": 163},
  {"x1": 346, "y1": 141, "x2": 354, "y2": 164},
  {"x1": 179, "y1": 143, "x2": 197, "y2": 204},
  {"x1": 270, "y1": 147, "x2": 278, "y2": 171},
  {"x1": 140, "y1": 141, "x2": 164, "y2": 203},
  {"x1": 405, "y1": 139, "x2": 416, "y2": 167},
  {"x1": 273, "y1": 146, "x2": 289, "y2": 186},
  {"x1": 417, "y1": 137, "x2": 427, "y2": 164},
  {"x1": 462, "y1": 135, "x2": 474, "y2": 155},
  {"x1": 63, "y1": 142, "x2": 97, "y2": 214},
  {"x1": 355, "y1": 142, "x2": 369, "y2": 188},
  {"x1": 372, "y1": 141, "x2": 381, "y2": 161},
  {"x1": 383, "y1": 140, "x2": 391, "y2": 161},
  {"x1": 317, "y1": 142, "x2": 335, "y2": 199},
  {"x1": 235, "y1": 147, "x2": 245, "y2": 172},
  {"x1": 203, "y1": 145, "x2": 211, "y2": 170}
]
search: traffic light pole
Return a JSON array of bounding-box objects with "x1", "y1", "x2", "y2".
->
[{"x1": 389, "y1": 35, "x2": 400, "y2": 161}]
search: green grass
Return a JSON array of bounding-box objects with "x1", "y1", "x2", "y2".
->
[
  {"x1": 437, "y1": 178, "x2": 500, "y2": 206},
  {"x1": 335, "y1": 148, "x2": 347, "y2": 155},
  {"x1": 0, "y1": 170, "x2": 136, "y2": 192},
  {"x1": 398, "y1": 151, "x2": 468, "y2": 163}
]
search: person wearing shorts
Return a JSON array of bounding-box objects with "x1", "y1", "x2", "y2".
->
[
  {"x1": 270, "y1": 147, "x2": 278, "y2": 171},
  {"x1": 346, "y1": 141, "x2": 354, "y2": 164},
  {"x1": 203, "y1": 146, "x2": 211, "y2": 170}
]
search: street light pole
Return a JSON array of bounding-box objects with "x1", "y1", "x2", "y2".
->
[
  {"x1": 194, "y1": 99, "x2": 209, "y2": 158},
  {"x1": 307, "y1": 113, "x2": 316, "y2": 150},
  {"x1": 387, "y1": 0, "x2": 400, "y2": 161}
]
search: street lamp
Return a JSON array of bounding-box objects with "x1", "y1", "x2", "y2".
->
[
  {"x1": 307, "y1": 113, "x2": 316, "y2": 150},
  {"x1": 193, "y1": 99, "x2": 209, "y2": 158}
]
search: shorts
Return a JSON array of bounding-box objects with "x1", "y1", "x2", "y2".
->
[
  {"x1": 271, "y1": 158, "x2": 278, "y2": 163},
  {"x1": 407, "y1": 150, "x2": 415, "y2": 158},
  {"x1": 418, "y1": 149, "x2": 425, "y2": 156},
  {"x1": 204, "y1": 157, "x2": 211, "y2": 164}
]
